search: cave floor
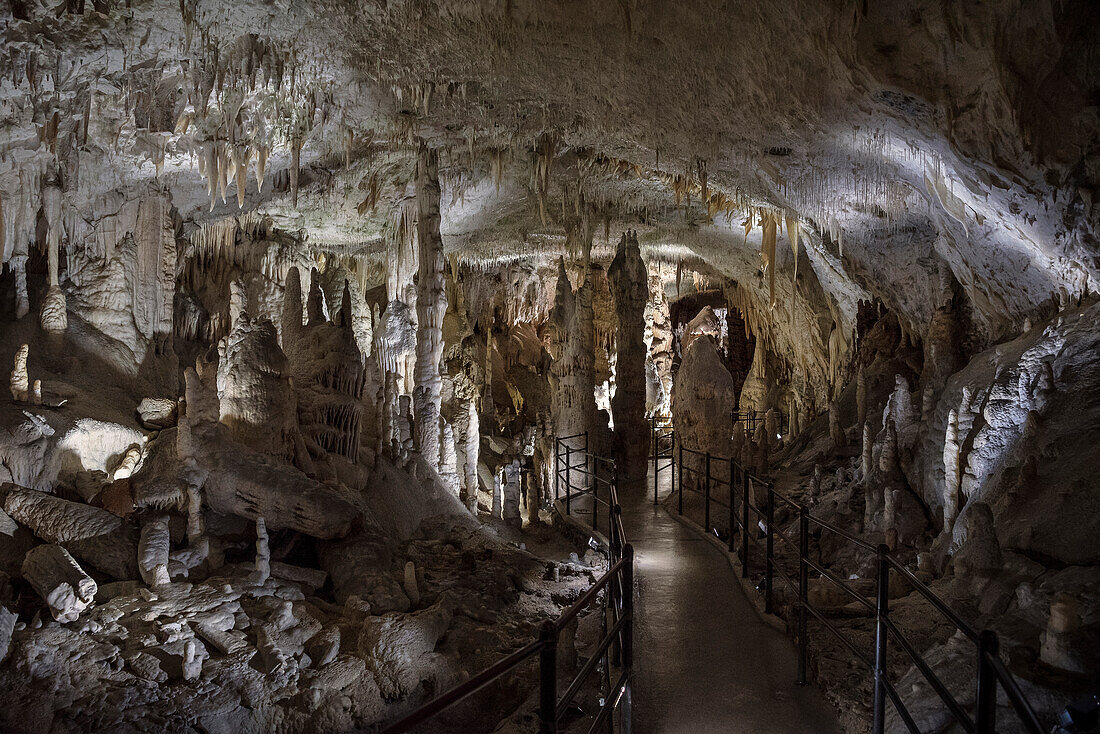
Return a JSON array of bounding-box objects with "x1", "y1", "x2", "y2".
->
[{"x1": 617, "y1": 463, "x2": 843, "y2": 734}]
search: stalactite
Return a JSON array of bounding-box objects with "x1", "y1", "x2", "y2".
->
[
  {"x1": 785, "y1": 214, "x2": 800, "y2": 289},
  {"x1": 761, "y1": 213, "x2": 778, "y2": 309}
]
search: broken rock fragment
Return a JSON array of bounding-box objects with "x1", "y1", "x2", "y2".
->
[{"x1": 22, "y1": 544, "x2": 97, "y2": 623}]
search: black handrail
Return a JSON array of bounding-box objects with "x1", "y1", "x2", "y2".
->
[
  {"x1": 382, "y1": 436, "x2": 633, "y2": 733},
  {"x1": 655, "y1": 428, "x2": 1045, "y2": 734}
]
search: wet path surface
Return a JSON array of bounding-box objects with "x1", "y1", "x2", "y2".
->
[{"x1": 619, "y1": 463, "x2": 843, "y2": 734}]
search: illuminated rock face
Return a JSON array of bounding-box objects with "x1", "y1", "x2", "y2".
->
[{"x1": 671, "y1": 332, "x2": 737, "y2": 467}]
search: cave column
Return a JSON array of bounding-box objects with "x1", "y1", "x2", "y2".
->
[
  {"x1": 39, "y1": 174, "x2": 66, "y2": 333},
  {"x1": 413, "y1": 142, "x2": 447, "y2": 470},
  {"x1": 608, "y1": 230, "x2": 649, "y2": 494}
]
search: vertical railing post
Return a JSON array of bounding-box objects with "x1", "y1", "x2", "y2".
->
[
  {"x1": 872, "y1": 544, "x2": 890, "y2": 734},
  {"x1": 669, "y1": 430, "x2": 675, "y2": 499},
  {"x1": 594, "y1": 455, "x2": 602, "y2": 530},
  {"x1": 539, "y1": 621, "x2": 558, "y2": 734},
  {"x1": 765, "y1": 487, "x2": 775, "y2": 614},
  {"x1": 975, "y1": 630, "x2": 1000, "y2": 734},
  {"x1": 622, "y1": 544, "x2": 634, "y2": 668},
  {"x1": 565, "y1": 445, "x2": 572, "y2": 517},
  {"x1": 704, "y1": 452, "x2": 712, "y2": 533},
  {"x1": 583, "y1": 430, "x2": 590, "y2": 495},
  {"x1": 797, "y1": 505, "x2": 809, "y2": 685},
  {"x1": 677, "y1": 441, "x2": 684, "y2": 516},
  {"x1": 741, "y1": 471, "x2": 750, "y2": 578},
  {"x1": 727, "y1": 458, "x2": 736, "y2": 553},
  {"x1": 611, "y1": 505, "x2": 622, "y2": 562},
  {"x1": 554, "y1": 438, "x2": 560, "y2": 502},
  {"x1": 653, "y1": 421, "x2": 659, "y2": 505}
]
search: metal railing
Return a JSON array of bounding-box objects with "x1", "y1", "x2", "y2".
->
[
  {"x1": 655, "y1": 430, "x2": 1045, "y2": 734},
  {"x1": 380, "y1": 435, "x2": 633, "y2": 734},
  {"x1": 650, "y1": 417, "x2": 675, "y2": 505},
  {"x1": 733, "y1": 409, "x2": 787, "y2": 438}
]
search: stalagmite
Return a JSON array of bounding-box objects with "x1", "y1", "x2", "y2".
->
[
  {"x1": 861, "y1": 422, "x2": 873, "y2": 483},
  {"x1": 254, "y1": 517, "x2": 270, "y2": 584},
  {"x1": 879, "y1": 421, "x2": 899, "y2": 537},
  {"x1": 290, "y1": 138, "x2": 302, "y2": 208},
  {"x1": 1040, "y1": 594, "x2": 1086, "y2": 673},
  {"x1": 10, "y1": 253, "x2": 29, "y2": 319},
  {"x1": 113, "y1": 444, "x2": 143, "y2": 480},
  {"x1": 22, "y1": 544, "x2": 97, "y2": 623},
  {"x1": 462, "y1": 401, "x2": 480, "y2": 513},
  {"x1": 139, "y1": 514, "x2": 171, "y2": 587},
  {"x1": 306, "y1": 268, "x2": 326, "y2": 326},
  {"x1": 404, "y1": 561, "x2": 420, "y2": 607},
  {"x1": 439, "y1": 421, "x2": 460, "y2": 497},
  {"x1": 10, "y1": 344, "x2": 29, "y2": 402},
  {"x1": 942, "y1": 408, "x2": 961, "y2": 536},
  {"x1": 413, "y1": 143, "x2": 447, "y2": 471},
  {"x1": 40, "y1": 176, "x2": 66, "y2": 333},
  {"x1": 829, "y1": 401, "x2": 845, "y2": 447},
  {"x1": 503, "y1": 459, "x2": 522, "y2": 529},
  {"x1": 765, "y1": 409, "x2": 780, "y2": 447},
  {"x1": 31, "y1": 379, "x2": 42, "y2": 405},
  {"x1": 185, "y1": 482, "x2": 209, "y2": 558},
  {"x1": 856, "y1": 366, "x2": 867, "y2": 427},
  {"x1": 608, "y1": 230, "x2": 649, "y2": 493},
  {"x1": 492, "y1": 471, "x2": 503, "y2": 520},
  {"x1": 282, "y1": 266, "x2": 304, "y2": 347}
]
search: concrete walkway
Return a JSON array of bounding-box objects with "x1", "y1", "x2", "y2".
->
[{"x1": 620, "y1": 462, "x2": 843, "y2": 734}]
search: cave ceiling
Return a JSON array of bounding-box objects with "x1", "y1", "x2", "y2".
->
[{"x1": 2, "y1": 0, "x2": 1098, "y2": 347}]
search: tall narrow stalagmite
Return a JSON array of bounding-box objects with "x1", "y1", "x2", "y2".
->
[
  {"x1": 40, "y1": 175, "x2": 66, "y2": 333},
  {"x1": 281, "y1": 266, "x2": 303, "y2": 349},
  {"x1": 413, "y1": 142, "x2": 447, "y2": 470},
  {"x1": 549, "y1": 258, "x2": 578, "y2": 437},
  {"x1": 10, "y1": 344, "x2": 29, "y2": 402},
  {"x1": 608, "y1": 230, "x2": 649, "y2": 493}
]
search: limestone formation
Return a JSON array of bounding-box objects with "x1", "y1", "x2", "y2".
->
[
  {"x1": 9, "y1": 345, "x2": 28, "y2": 403},
  {"x1": 403, "y1": 561, "x2": 420, "y2": 607},
  {"x1": 608, "y1": 231, "x2": 650, "y2": 493},
  {"x1": 22, "y1": 544, "x2": 96, "y2": 623},
  {"x1": 254, "y1": 517, "x2": 270, "y2": 583},
  {"x1": 4, "y1": 487, "x2": 139, "y2": 579},
  {"x1": 0, "y1": 3, "x2": 1096, "y2": 729},
  {"x1": 39, "y1": 176, "x2": 66, "y2": 334},
  {"x1": 138, "y1": 514, "x2": 171, "y2": 587},
  {"x1": 942, "y1": 408, "x2": 961, "y2": 536},
  {"x1": 503, "y1": 459, "x2": 522, "y2": 529},
  {"x1": 413, "y1": 144, "x2": 448, "y2": 474},
  {"x1": 137, "y1": 398, "x2": 178, "y2": 430},
  {"x1": 1039, "y1": 594, "x2": 1086, "y2": 673},
  {"x1": 672, "y1": 329, "x2": 737, "y2": 468},
  {"x1": 861, "y1": 422, "x2": 873, "y2": 484},
  {"x1": 856, "y1": 366, "x2": 867, "y2": 427},
  {"x1": 829, "y1": 401, "x2": 844, "y2": 448}
]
